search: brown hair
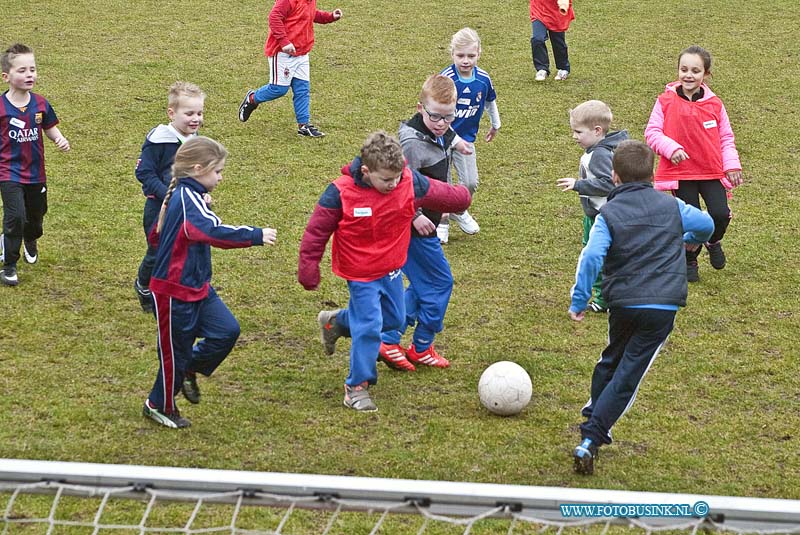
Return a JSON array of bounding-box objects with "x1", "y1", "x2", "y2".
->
[
  {"x1": 679, "y1": 45, "x2": 713, "y2": 75},
  {"x1": 1, "y1": 43, "x2": 34, "y2": 74},
  {"x1": 360, "y1": 131, "x2": 404, "y2": 173},
  {"x1": 612, "y1": 140, "x2": 654, "y2": 184},
  {"x1": 156, "y1": 137, "x2": 228, "y2": 233},
  {"x1": 419, "y1": 74, "x2": 456, "y2": 106}
]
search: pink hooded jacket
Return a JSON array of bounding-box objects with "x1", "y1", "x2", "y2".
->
[{"x1": 645, "y1": 82, "x2": 741, "y2": 191}]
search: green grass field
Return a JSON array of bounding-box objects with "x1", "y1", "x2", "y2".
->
[{"x1": 2, "y1": 0, "x2": 799, "y2": 506}]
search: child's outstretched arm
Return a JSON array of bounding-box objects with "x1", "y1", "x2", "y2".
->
[
  {"x1": 180, "y1": 189, "x2": 266, "y2": 248},
  {"x1": 569, "y1": 216, "x2": 611, "y2": 321},
  {"x1": 412, "y1": 170, "x2": 471, "y2": 213},
  {"x1": 298, "y1": 184, "x2": 342, "y2": 290},
  {"x1": 44, "y1": 126, "x2": 70, "y2": 152},
  {"x1": 676, "y1": 198, "x2": 714, "y2": 245},
  {"x1": 314, "y1": 7, "x2": 342, "y2": 23}
]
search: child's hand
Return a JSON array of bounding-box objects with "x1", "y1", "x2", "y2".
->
[
  {"x1": 262, "y1": 228, "x2": 277, "y2": 245},
  {"x1": 670, "y1": 149, "x2": 689, "y2": 165},
  {"x1": 332, "y1": 8, "x2": 343, "y2": 19},
  {"x1": 282, "y1": 43, "x2": 296, "y2": 55},
  {"x1": 557, "y1": 0, "x2": 569, "y2": 14},
  {"x1": 202, "y1": 193, "x2": 213, "y2": 206},
  {"x1": 568, "y1": 309, "x2": 585, "y2": 322},
  {"x1": 485, "y1": 127, "x2": 498, "y2": 142},
  {"x1": 413, "y1": 214, "x2": 435, "y2": 236},
  {"x1": 557, "y1": 177, "x2": 576, "y2": 191},
  {"x1": 53, "y1": 136, "x2": 70, "y2": 152},
  {"x1": 455, "y1": 140, "x2": 473, "y2": 155},
  {"x1": 725, "y1": 169, "x2": 743, "y2": 187}
]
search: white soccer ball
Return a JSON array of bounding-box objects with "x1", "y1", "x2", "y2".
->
[{"x1": 478, "y1": 361, "x2": 532, "y2": 416}]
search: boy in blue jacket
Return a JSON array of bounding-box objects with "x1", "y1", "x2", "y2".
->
[
  {"x1": 568, "y1": 140, "x2": 713, "y2": 475},
  {"x1": 134, "y1": 82, "x2": 204, "y2": 313}
]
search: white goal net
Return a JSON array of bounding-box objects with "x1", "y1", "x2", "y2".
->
[{"x1": 1, "y1": 459, "x2": 799, "y2": 534}]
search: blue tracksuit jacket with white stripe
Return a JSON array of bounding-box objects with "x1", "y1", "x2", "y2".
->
[{"x1": 149, "y1": 178, "x2": 264, "y2": 301}]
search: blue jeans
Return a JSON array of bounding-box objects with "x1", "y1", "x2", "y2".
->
[{"x1": 531, "y1": 20, "x2": 570, "y2": 73}]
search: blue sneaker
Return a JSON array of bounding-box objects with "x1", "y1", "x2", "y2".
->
[{"x1": 573, "y1": 438, "x2": 598, "y2": 475}]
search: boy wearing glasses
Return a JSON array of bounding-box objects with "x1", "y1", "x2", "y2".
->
[{"x1": 377, "y1": 74, "x2": 472, "y2": 372}]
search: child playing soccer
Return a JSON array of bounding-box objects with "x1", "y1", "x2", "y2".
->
[
  {"x1": 441, "y1": 27, "x2": 501, "y2": 236},
  {"x1": 568, "y1": 140, "x2": 713, "y2": 475},
  {"x1": 0, "y1": 43, "x2": 70, "y2": 286},
  {"x1": 530, "y1": 0, "x2": 574, "y2": 81},
  {"x1": 298, "y1": 131, "x2": 471, "y2": 411},
  {"x1": 134, "y1": 81, "x2": 205, "y2": 313},
  {"x1": 377, "y1": 74, "x2": 472, "y2": 372},
  {"x1": 645, "y1": 45, "x2": 743, "y2": 283},
  {"x1": 238, "y1": 0, "x2": 342, "y2": 137},
  {"x1": 143, "y1": 136, "x2": 277, "y2": 429},
  {"x1": 556, "y1": 100, "x2": 628, "y2": 313}
]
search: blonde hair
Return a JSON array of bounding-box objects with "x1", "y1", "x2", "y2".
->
[
  {"x1": 361, "y1": 131, "x2": 404, "y2": 174},
  {"x1": 156, "y1": 137, "x2": 228, "y2": 233},
  {"x1": 419, "y1": 74, "x2": 456, "y2": 106},
  {"x1": 167, "y1": 81, "x2": 205, "y2": 110},
  {"x1": 449, "y1": 27, "x2": 481, "y2": 55},
  {"x1": 1, "y1": 43, "x2": 33, "y2": 74},
  {"x1": 569, "y1": 100, "x2": 613, "y2": 133}
]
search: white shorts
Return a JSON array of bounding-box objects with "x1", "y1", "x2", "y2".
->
[{"x1": 269, "y1": 52, "x2": 310, "y2": 86}]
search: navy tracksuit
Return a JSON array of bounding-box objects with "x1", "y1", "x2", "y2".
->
[
  {"x1": 147, "y1": 178, "x2": 263, "y2": 414},
  {"x1": 570, "y1": 182, "x2": 714, "y2": 446}
]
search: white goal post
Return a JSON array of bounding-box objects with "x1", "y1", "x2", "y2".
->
[{"x1": 1, "y1": 458, "x2": 799, "y2": 533}]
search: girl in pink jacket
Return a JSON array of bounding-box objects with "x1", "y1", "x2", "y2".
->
[{"x1": 645, "y1": 45, "x2": 743, "y2": 283}]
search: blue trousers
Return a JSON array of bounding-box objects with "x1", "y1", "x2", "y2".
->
[
  {"x1": 137, "y1": 198, "x2": 161, "y2": 287},
  {"x1": 335, "y1": 271, "x2": 405, "y2": 386},
  {"x1": 531, "y1": 20, "x2": 570, "y2": 73},
  {"x1": 381, "y1": 236, "x2": 453, "y2": 351},
  {"x1": 148, "y1": 287, "x2": 240, "y2": 413},
  {"x1": 580, "y1": 307, "x2": 676, "y2": 445},
  {"x1": 253, "y1": 78, "x2": 311, "y2": 125}
]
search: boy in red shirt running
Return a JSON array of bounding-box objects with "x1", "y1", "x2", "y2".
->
[{"x1": 238, "y1": 0, "x2": 342, "y2": 137}]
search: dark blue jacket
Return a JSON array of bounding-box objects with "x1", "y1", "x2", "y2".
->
[{"x1": 149, "y1": 178, "x2": 263, "y2": 301}]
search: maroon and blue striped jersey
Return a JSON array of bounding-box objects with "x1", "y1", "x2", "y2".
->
[{"x1": 0, "y1": 91, "x2": 59, "y2": 184}]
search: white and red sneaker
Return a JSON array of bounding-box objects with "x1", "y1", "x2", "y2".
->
[
  {"x1": 378, "y1": 343, "x2": 416, "y2": 372},
  {"x1": 406, "y1": 344, "x2": 450, "y2": 368}
]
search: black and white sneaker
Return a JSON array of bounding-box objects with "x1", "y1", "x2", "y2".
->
[
  {"x1": 182, "y1": 372, "x2": 201, "y2": 404},
  {"x1": 238, "y1": 90, "x2": 258, "y2": 122},
  {"x1": 1, "y1": 265, "x2": 18, "y2": 286},
  {"x1": 23, "y1": 240, "x2": 38, "y2": 264},
  {"x1": 0, "y1": 233, "x2": 4, "y2": 263},
  {"x1": 134, "y1": 279, "x2": 154, "y2": 313},
  {"x1": 143, "y1": 399, "x2": 191, "y2": 429},
  {"x1": 298, "y1": 123, "x2": 325, "y2": 137}
]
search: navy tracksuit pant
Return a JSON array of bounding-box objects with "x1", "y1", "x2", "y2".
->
[
  {"x1": 580, "y1": 307, "x2": 676, "y2": 446},
  {"x1": 148, "y1": 287, "x2": 240, "y2": 414}
]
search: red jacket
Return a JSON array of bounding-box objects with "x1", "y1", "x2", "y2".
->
[
  {"x1": 298, "y1": 158, "x2": 471, "y2": 288},
  {"x1": 264, "y1": 0, "x2": 337, "y2": 57},
  {"x1": 530, "y1": 0, "x2": 574, "y2": 32}
]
